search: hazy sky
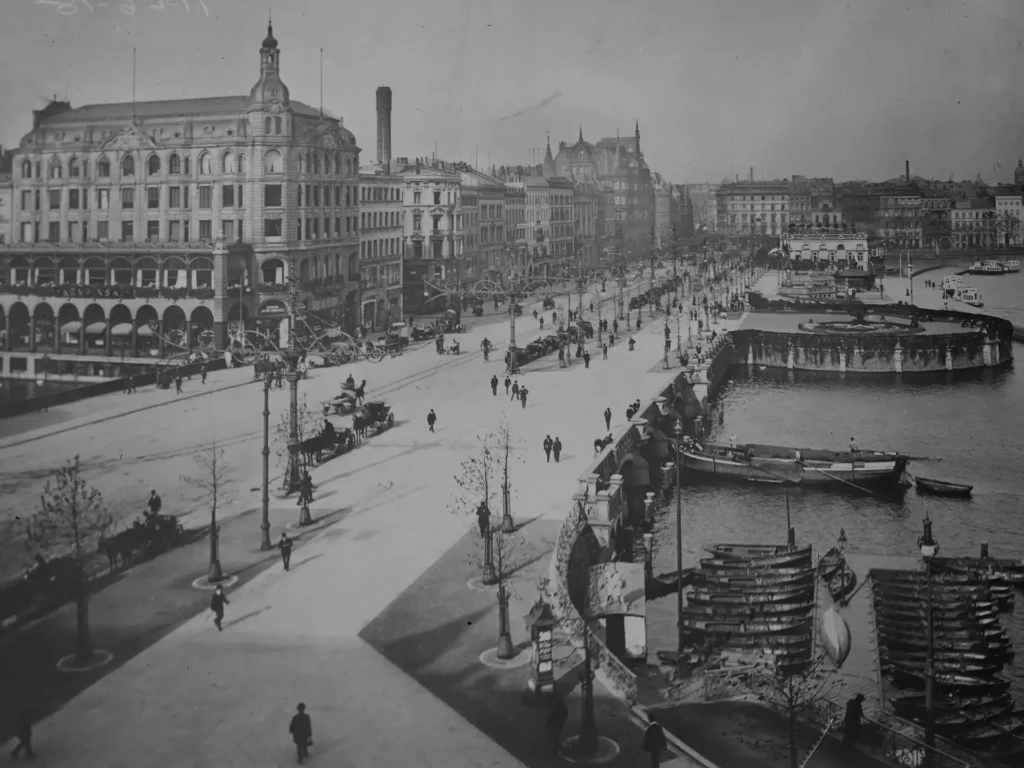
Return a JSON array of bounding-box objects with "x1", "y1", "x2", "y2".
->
[{"x1": 2, "y1": 0, "x2": 1023, "y2": 185}]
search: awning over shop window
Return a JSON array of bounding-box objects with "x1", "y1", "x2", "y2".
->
[
  {"x1": 85, "y1": 322, "x2": 107, "y2": 334},
  {"x1": 60, "y1": 321, "x2": 82, "y2": 335},
  {"x1": 111, "y1": 323, "x2": 134, "y2": 337},
  {"x1": 136, "y1": 325, "x2": 156, "y2": 337}
]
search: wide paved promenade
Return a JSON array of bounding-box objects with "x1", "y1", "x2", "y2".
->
[{"x1": 1, "y1": 277, "x2": 733, "y2": 766}]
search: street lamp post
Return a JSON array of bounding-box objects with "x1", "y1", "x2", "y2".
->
[
  {"x1": 918, "y1": 516, "x2": 940, "y2": 758},
  {"x1": 577, "y1": 519, "x2": 599, "y2": 756},
  {"x1": 260, "y1": 376, "x2": 273, "y2": 550},
  {"x1": 674, "y1": 420, "x2": 685, "y2": 671},
  {"x1": 283, "y1": 349, "x2": 303, "y2": 496}
]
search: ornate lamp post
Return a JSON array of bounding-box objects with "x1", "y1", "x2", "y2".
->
[
  {"x1": 918, "y1": 516, "x2": 940, "y2": 757},
  {"x1": 260, "y1": 375, "x2": 273, "y2": 550},
  {"x1": 673, "y1": 419, "x2": 685, "y2": 671},
  {"x1": 577, "y1": 516, "x2": 599, "y2": 756}
]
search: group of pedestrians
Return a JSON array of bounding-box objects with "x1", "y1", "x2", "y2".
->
[{"x1": 542, "y1": 434, "x2": 562, "y2": 462}]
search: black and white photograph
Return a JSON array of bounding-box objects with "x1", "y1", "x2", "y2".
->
[{"x1": 0, "y1": 1, "x2": 1022, "y2": 766}]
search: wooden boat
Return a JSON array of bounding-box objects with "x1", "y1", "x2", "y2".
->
[
  {"x1": 914, "y1": 476, "x2": 973, "y2": 498},
  {"x1": 699, "y1": 546, "x2": 813, "y2": 569},
  {"x1": 700, "y1": 559, "x2": 811, "y2": 575},
  {"x1": 819, "y1": 606, "x2": 851, "y2": 667},
  {"x1": 875, "y1": 618, "x2": 1007, "y2": 640},
  {"x1": 828, "y1": 567, "x2": 857, "y2": 602},
  {"x1": 691, "y1": 586, "x2": 814, "y2": 604},
  {"x1": 881, "y1": 648, "x2": 1010, "y2": 666},
  {"x1": 681, "y1": 616, "x2": 811, "y2": 633},
  {"x1": 680, "y1": 601, "x2": 814, "y2": 617},
  {"x1": 959, "y1": 714, "x2": 1024, "y2": 743},
  {"x1": 934, "y1": 555, "x2": 1024, "y2": 574},
  {"x1": 883, "y1": 658, "x2": 1003, "y2": 677},
  {"x1": 871, "y1": 582, "x2": 990, "y2": 602},
  {"x1": 699, "y1": 570, "x2": 814, "y2": 588},
  {"x1": 680, "y1": 441, "x2": 908, "y2": 488},
  {"x1": 646, "y1": 569, "x2": 698, "y2": 600},
  {"x1": 872, "y1": 596, "x2": 1001, "y2": 618},
  {"x1": 817, "y1": 546, "x2": 844, "y2": 582},
  {"x1": 872, "y1": 569, "x2": 987, "y2": 586},
  {"x1": 881, "y1": 635, "x2": 1013, "y2": 655},
  {"x1": 873, "y1": 611, "x2": 1001, "y2": 630},
  {"x1": 885, "y1": 670, "x2": 1011, "y2": 694},
  {"x1": 707, "y1": 544, "x2": 795, "y2": 559},
  {"x1": 717, "y1": 633, "x2": 813, "y2": 650},
  {"x1": 931, "y1": 558, "x2": 1024, "y2": 585}
]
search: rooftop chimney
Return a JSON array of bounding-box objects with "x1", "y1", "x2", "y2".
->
[
  {"x1": 750, "y1": 167, "x2": 754, "y2": 182},
  {"x1": 376, "y1": 86, "x2": 392, "y2": 166},
  {"x1": 905, "y1": 160, "x2": 910, "y2": 183}
]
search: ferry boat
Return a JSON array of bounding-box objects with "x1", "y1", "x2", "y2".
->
[
  {"x1": 1002, "y1": 260, "x2": 1021, "y2": 273},
  {"x1": 679, "y1": 440, "x2": 909, "y2": 489},
  {"x1": 942, "y1": 274, "x2": 965, "y2": 294},
  {"x1": 967, "y1": 260, "x2": 1005, "y2": 275},
  {"x1": 954, "y1": 285, "x2": 984, "y2": 307}
]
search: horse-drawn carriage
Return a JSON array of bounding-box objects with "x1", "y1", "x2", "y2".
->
[
  {"x1": 253, "y1": 356, "x2": 283, "y2": 382},
  {"x1": 352, "y1": 401, "x2": 395, "y2": 438},
  {"x1": 98, "y1": 513, "x2": 185, "y2": 571},
  {"x1": 299, "y1": 417, "x2": 356, "y2": 465},
  {"x1": 322, "y1": 391, "x2": 359, "y2": 416}
]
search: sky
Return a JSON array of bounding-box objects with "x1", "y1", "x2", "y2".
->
[{"x1": 1, "y1": 0, "x2": 1023, "y2": 185}]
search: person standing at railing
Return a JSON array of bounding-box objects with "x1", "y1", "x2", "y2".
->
[{"x1": 841, "y1": 693, "x2": 864, "y2": 747}]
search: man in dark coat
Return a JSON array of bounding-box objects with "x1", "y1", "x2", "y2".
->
[
  {"x1": 174, "y1": 375, "x2": 183, "y2": 394},
  {"x1": 842, "y1": 693, "x2": 865, "y2": 746},
  {"x1": 200, "y1": 364, "x2": 207, "y2": 384},
  {"x1": 636, "y1": 316, "x2": 642, "y2": 331},
  {"x1": 543, "y1": 435, "x2": 553, "y2": 462},
  {"x1": 552, "y1": 437, "x2": 562, "y2": 462},
  {"x1": 10, "y1": 710, "x2": 34, "y2": 759},
  {"x1": 642, "y1": 712, "x2": 667, "y2": 767},
  {"x1": 504, "y1": 376, "x2": 511, "y2": 395},
  {"x1": 519, "y1": 387, "x2": 528, "y2": 408},
  {"x1": 427, "y1": 409, "x2": 437, "y2": 433},
  {"x1": 289, "y1": 703, "x2": 313, "y2": 763},
  {"x1": 583, "y1": 350, "x2": 591, "y2": 368},
  {"x1": 477, "y1": 502, "x2": 490, "y2": 538},
  {"x1": 544, "y1": 695, "x2": 569, "y2": 754},
  {"x1": 604, "y1": 407, "x2": 612, "y2": 431},
  {"x1": 279, "y1": 532, "x2": 293, "y2": 571},
  {"x1": 490, "y1": 375, "x2": 499, "y2": 395},
  {"x1": 210, "y1": 585, "x2": 229, "y2": 631},
  {"x1": 148, "y1": 489, "x2": 162, "y2": 518},
  {"x1": 511, "y1": 381, "x2": 520, "y2": 402}
]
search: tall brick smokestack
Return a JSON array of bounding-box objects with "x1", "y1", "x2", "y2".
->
[
  {"x1": 905, "y1": 160, "x2": 910, "y2": 183},
  {"x1": 749, "y1": 167, "x2": 754, "y2": 182},
  {"x1": 376, "y1": 86, "x2": 392, "y2": 166}
]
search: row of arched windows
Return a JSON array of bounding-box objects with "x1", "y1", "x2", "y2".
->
[{"x1": 21, "y1": 148, "x2": 356, "y2": 180}]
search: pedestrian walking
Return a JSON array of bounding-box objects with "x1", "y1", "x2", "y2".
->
[
  {"x1": 490, "y1": 374, "x2": 499, "y2": 395},
  {"x1": 583, "y1": 350, "x2": 591, "y2": 368},
  {"x1": 520, "y1": 387, "x2": 528, "y2": 408},
  {"x1": 148, "y1": 489, "x2": 163, "y2": 517},
  {"x1": 289, "y1": 703, "x2": 314, "y2": 764},
  {"x1": 210, "y1": 585, "x2": 229, "y2": 631},
  {"x1": 511, "y1": 381, "x2": 520, "y2": 401},
  {"x1": 552, "y1": 437, "x2": 562, "y2": 462},
  {"x1": 642, "y1": 713, "x2": 667, "y2": 768},
  {"x1": 842, "y1": 693, "x2": 865, "y2": 747},
  {"x1": 477, "y1": 501, "x2": 490, "y2": 538},
  {"x1": 545, "y1": 694, "x2": 569, "y2": 755},
  {"x1": 174, "y1": 375, "x2": 183, "y2": 394},
  {"x1": 628, "y1": 337, "x2": 636, "y2": 351},
  {"x1": 636, "y1": 316, "x2": 642, "y2": 331},
  {"x1": 558, "y1": 347, "x2": 565, "y2": 367},
  {"x1": 602, "y1": 343, "x2": 608, "y2": 360},
  {"x1": 604, "y1": 407, "x2": 612, "y2": 431},
  {"x1": 427, "y1": 409, "x2": 437, "y2": 433},
  {"x1": 200, "y1": 364, "x2": 208, "y2": 384},
  {"x1": 539, "y1": 316, "x2": 544, "y2": 330},
  {"x1": 609, "y1": 333, "x2": 615, "y2": 347},
  {"x1": 613, "y1": 319, "x2": 619, "y2": 335},
  {"x1": 10, "y1": 709, "x2": 34, "y2": 760},
  {"x1": 552, "y1": 310, "x2": 557, "y2": 324},
  {"x1": 504, "y1": 375, "x2": 512, "y2": 395},
  {"x1": 543, "y1": 435, "x2": 553, "y2": 462},
  {"x1": 298, "y1": 471, "x2": 315, "y2": 508},
  {"x1": 533, "y1": 308, "x2": 538, "y2": 319},
  {"x1": 128, "y1": 373, "x2": 137, "y2": 393},
  {"x1": 279, "y1": 532, "x2": 293, "y2": 571},
  {"x1": 589, "y1": 301, "x2": 594, "y2": 312}
]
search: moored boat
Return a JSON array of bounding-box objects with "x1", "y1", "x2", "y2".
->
[
  {"x1": 872, "y1": 594, "x2": 1001, "y2": 616},
  {"x1": 828, "y1": 566, "x2": 857, "y2": 602},
  {"x1": 681, "y1": 601, "x2": 814, "y2": 617},
  {"x1": 699, "y1": 545, "x2": 812, "y2": 569},
  {"x1": 876, "y1": 621, "x2": 1008, "y2": 642},
  {"x1": 691, "y1": 586, "x2": 814, "y2": 604},
  {"x1": 873, "y1": 611, "x2": 1001, "y2": 630},
  {"x1": 1002, "y1": 259, "x2": 1021, "y2": 273},
  {"x1": 959, "y1": 714, "x2": 1024, "y2": 743},
  {"x1": 931, "y1": 558, "x2": 1024, "y2": 585},
  {"x1": 681, "y1": 616, "x2": 810, "y2": 633},
  {"x1": 885, "y1": 670, "x2": 1011, "y2": 694},
  {"x1": 699, "y1": 570, "x2": 815, "y2": 588},
  {"x1": 680, "y1": 439, "x2": 908, "y2": 488},
  {"x1": 817, "y1": 546, "x2": 844, "y2": 582},
  {"x1": 881, "y1": 648, "x2": 1010, "y2": 666},
  {"x1": 880, "y1": 634, "x2": 1012, "y2": 655},
  {"x1": 819, "y1": 606, "x2": 851, "y2": 667},
  {"x1": 891, "y1": 691, "x2": 1012, "y2": 719},
  {"x1": 873, "y1": 604, "x2": 1000, "y2": 624},
  {"x1": 872, "y1": 568, "x2": 986, "y2": 586},
  {"x1": 700, "y1": 559, "x2": 812, "y2": 575},
  {"x1": 967, "y1": 260, "x2": 1006, "y2": 275},
  {"x1": 884, "y1": 658, "x2": 1003, "y2": 677},
  {"x1": 707, "y1": 543, "x2": 795, "y2": 559},
  {"x1": 914, "y1": 476, "x2": 973, "y2": 498}
]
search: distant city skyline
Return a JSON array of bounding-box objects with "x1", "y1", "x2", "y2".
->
[{"x1": 2, "y1": 0, "x2": 1022, "y2": 184}]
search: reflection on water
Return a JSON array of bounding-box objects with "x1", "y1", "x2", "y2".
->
[
  {"x1": 647, "y1": 362, "x2": 1024, "y2": 707},
  {"x1": 0, "y1": 378, "x2": 89, "y2": 409}
]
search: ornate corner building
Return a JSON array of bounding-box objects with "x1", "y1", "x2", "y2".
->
[{"x1": 0, "y1": 23, "x2": 361, "y2": 381}]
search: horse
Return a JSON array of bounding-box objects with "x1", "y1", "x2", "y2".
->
[
  {"x1": 353, "y1": 411, "x2": 375, "y2": 440},
  {"x1": 98, "y1": 528, "x2": 144, "y2": 571},
  {"x1": 354, "y1": 380, "x2": 367, "y2": 404}
]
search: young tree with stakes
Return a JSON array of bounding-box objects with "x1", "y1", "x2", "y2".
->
[
  {"x1": 26, "y1": 455, "x2": 112, "y2": 665},
  {"x1": 451, "y1": 425, "x2": 529, "y2": 660},
  {"x1": 181, "y1": 440, "x2": 236, "y2": 583},
  {"x1": 273, "y1": 395, "x2": 323, "y2": 476}
]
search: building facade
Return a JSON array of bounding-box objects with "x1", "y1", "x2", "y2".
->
[
  {"x1": 547, "y1": 176, "x2": 575, "y2": 263},
  {"x1": 0, "y1": 173, "x2": 11, "y2": 246},
  {"x1": 784, "y1": 231, "x2": 869, "y2": 267},
  {"x1": 460, "y1": 168, "x2": 506, "y2": 281},
  {"x1": 573, "y1": 181, "x2": 600, "y2": 266},
  {"x1": 951, "y1": 199, "x2": 997, "y2": 251},
  {"x1": 357, "y1": 167, "x2": 403, "y2": 329},
  {"x1": 716, "y1": 179, "x2": 790, "y2": 235},
  {"x1": 0, "y1": 23, "x2": 361, "y2": 380},
  {"x1": 994, "y1": 193, "x2": 1023, "y2": 247}
]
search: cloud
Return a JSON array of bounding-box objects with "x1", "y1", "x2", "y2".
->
[{"x1": 497, "y1": 91, "x2": 563, "y2": 122}]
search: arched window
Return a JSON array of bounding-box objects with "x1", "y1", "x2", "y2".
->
[
  {"x1": 237, "y1": 154, "x2": 245, "y2": 173},
  {"x1": 313, "y1": 153, "x2": 320, "y2": 174},
  {"x1": 264, "y1": 149, "x2": 283, "y2": 174},
  {"x1": 335, "y1": 154, "x2": 341, "y2": 175},
  {"x1": 121, "y1": 155, "x2": 134, "y2": 176},
  {"x1": 69, "y1": 157, "x2": 80, "y2": 177},
  {"x1": 21, "y1": 160, "x2": 31, "y2": 178},
  {"x1": 184, "y1": 156, "x2": 191, "y2": 175},
  {"x1": 223, "y1": 152, "x2": 235, "y2": 174},
  {"x1": 274, "y1": 116, "x2": 282, "y2": 134},
  {"x1": 169, "y1": 153, "x2": 180, "y2": 174},
  {"x1": 98, "y1": 157, "x2": 110, "y2": 177},
  {"x1": 49, "y1": 158, "x2": 62, "y2": 179},
  {"x1": 199, "y1": 153, "x2": 212, "y2": 175},
  {"x1": 147, "y1": 154, "x2": 161, "y2": 175},
  {"x1": 265, "y1": 117, "x2": 271, "y2": 134}
]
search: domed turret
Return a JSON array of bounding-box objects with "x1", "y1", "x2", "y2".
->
[
  {"x1": 250, "y1": 19, "x2": 290, "y2": 107},
  {"x1": 262, "y1": 22, "x2": 278, "y2": 50}
]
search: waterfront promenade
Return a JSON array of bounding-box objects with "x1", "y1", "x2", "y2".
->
[{"x1": 0, "y1": 274, "x2": 739, "y2": 766}]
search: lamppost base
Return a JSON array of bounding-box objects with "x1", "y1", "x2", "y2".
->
[
  {"x1": 299, "y1": 504, "x2": 313, "y2": 526},
  {"x1": 561, "y1": 735, "x2": 619, "y2": 764},
  {"x1": 259, "y1": 520, "x2": 273, "y2": 551},
  {"x1": 482, "y1": 564, "x2": 497, "y2": 585},
  {"x1": 207, "y1": 559, "x2": 224, "y2": 583},
  {"x1": 496, "y1": 631, "x2": 515, "y2": 660}
]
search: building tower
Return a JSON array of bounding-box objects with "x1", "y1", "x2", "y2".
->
[
  {"x1": 542, "y1": 136, "x2": 556, "y2": 178},
  {"x1": 376, "y1": 86, "x2": 392, "y2": 167},
  {"x1": 249, "y1": 20, "x2": 290, "y2": 107}
]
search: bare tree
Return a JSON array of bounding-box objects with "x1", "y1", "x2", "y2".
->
[
  {"x1": 25, "y1": 455, "x2": 112, "y2": 664},
  {"x1": 750, "y1": 654, "x2": 845, "y2": 768},
  {"x1": 451, "y1": 424, "x2": 530, "y2": 659},
  {"x1": 181, "y1": 440, "x2": 236, "y2": 583},
  {"x1": 272, "y1": 394, "x2": 324, "y2": 471}
]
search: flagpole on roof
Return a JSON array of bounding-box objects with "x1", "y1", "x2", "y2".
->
[{"x1": 131, "y1": 47, "x2": 137, "y2": 124}]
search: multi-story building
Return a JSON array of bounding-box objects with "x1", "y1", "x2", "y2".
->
[
  {"x1": 0, "y1": 172, "x2": 11, "y2": 246},
  {"x1": 684, "y1": 183, "x2": 718, "y2": 234},
  {"x1": 573, "y1": 181, "x2": 600, "y2": 266},
  {"x1": 994, "y1": 191, "x2": 1023, "y2": 247},
  {"x1": 784, "y1": 231, "x2": 870, "y2": 268},
  {"x1": 460, "y1": 168, "x2": 506, "y2": 281},
  {"x1": 876, "y1": 188, "x2": 921, "y2": 249},
  {"x1": 523, "y1": 174, "x2": 552, "y2": 275},
  {"x1": 715, "y1": 176, "x2": 790, "y2": 235},
  {"x1": 396, "y1": 158, "x2": 463, "y2": 312},
  {"x1": 652, "y1": 173, "x2": 673, "y2": 248},
  {"x1": 670, "y1": 185, "x2": 692, "y2": 239},
  {"x1": 951, "y1": 199, "x2": 997, "y2": 251},
  {"x1": 0, "y1": 23, "x2": 361, "y2": 380},
  {"x1": 920, "y1": 192, "x2": 952, "y2": 251},
  {"x1": 503, "y1": 179, "x2": 527, "y2": 259},
  {"x1": 547, "y1": 176, "x2": 575, "y2": 263}
]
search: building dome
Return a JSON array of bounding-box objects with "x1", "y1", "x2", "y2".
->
[{"x1": 262, "y1": 22, "x2": 278, "y2": 50}]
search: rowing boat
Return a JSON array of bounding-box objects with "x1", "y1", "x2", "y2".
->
[
  {"x1": 875, "y1": 617, "x2": 1007, "y2": 639},
  {"x1": 690, "y1": 586, "x2": 814, "y2": 604},
  {"x1": 819, "y1": 606, "x2": 851, "y2": 667},
  {"x1": 885, "y1": 670, "x2": 1011, "y2": 694},
  {"x1": 699, "y1": 546, "x2": 812, "y2": 569},
  {"x1": 872, "y1": 569, "x2": 987, "y2": 586},
  {"x1": 699, "y1": 569, "x2": 814, "y2": 588},
  {"x1": 880, "y1": 635, "x2": 1013, "y2": 655},
  {"x1": 681, "y1": 616, "x2": 811, "y2": 633},
  {"x1": 828, "y1": 567, "x2": 857, "y2": 602},
  {"x1": 959, "y1": 714, "x2": 1024, "y2": 743},
  {"x1": 818, "y1": 546, "x2": 844, "y2": 582},
  {"x1": 873, "y1": 611, "x2": 1001, "y2": 630},
  {"x1": 914, "y1": 476, "x2": 973, "y2": 498},
  {"x1": 871, "y1": 596, "x2": 1001, "y2": 618},
  {"x1": 881, "y1": 648, "x2": 1011, "y2": 666},
  {"x1": 680, "y1": 601, "x2": 814, "y2": 617},
  {"x1": 930, "y1": 558, "x2": 1024, "y2": 585},
  {"x1": 883, "y1": 658, "x2": 1003, "y2": 677},
  {"x1": 700, "y1": 560, "x2": 812, "y2": 575},
  {"x1": 707, "y1": 544, "x2": 795, "y2": 559}
]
